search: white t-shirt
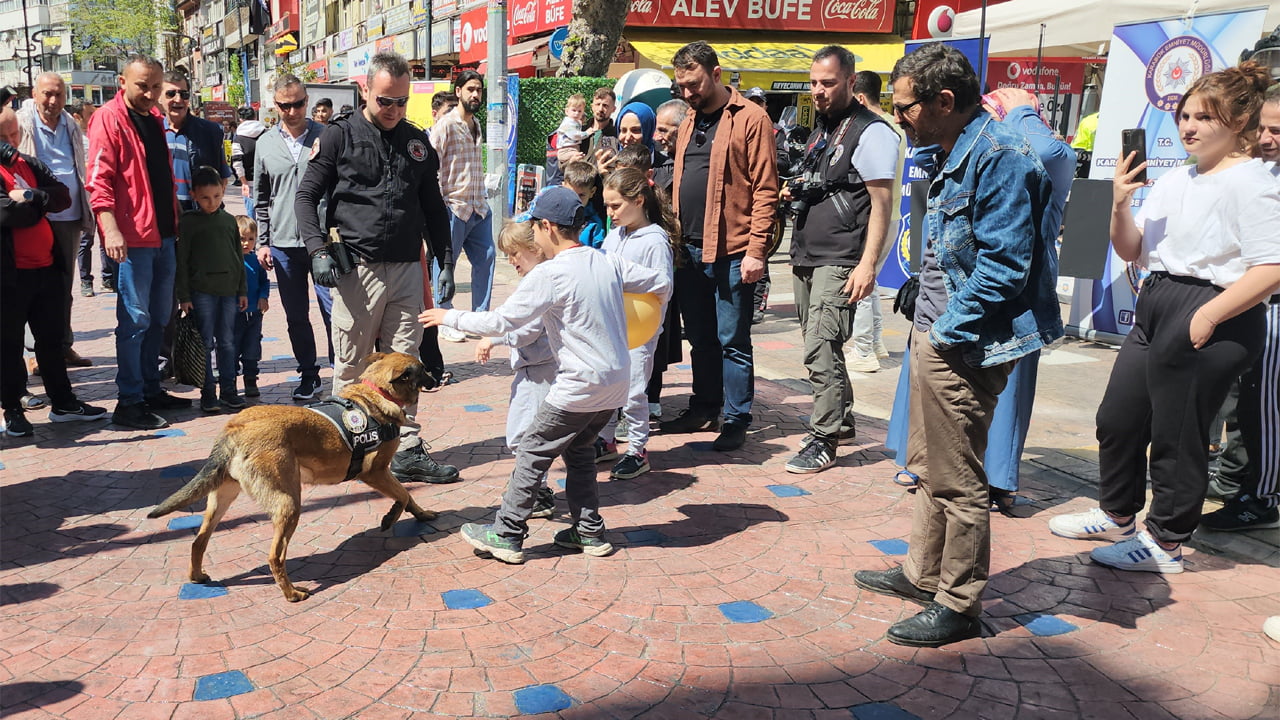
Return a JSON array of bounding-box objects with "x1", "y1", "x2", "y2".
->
[
  {"x1": 444, "y1": 246, "x2": 672, "y2": 413},
  {"x1": 850, "y1": 121, "x2": 901, "y2": 182},
  {"x1": 1134, "y1": 159, "x2": 1280, "y2": 287}
]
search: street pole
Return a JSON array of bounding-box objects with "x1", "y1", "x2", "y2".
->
[
  {"x1": 484, "y1": 0, "x2": 508, "y2": 224},
  {"x1": 20, "y1": 0, "x2": 33, "y2": 91}
]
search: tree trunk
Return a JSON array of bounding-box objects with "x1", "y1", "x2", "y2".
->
[{"x1": 556, "y1": 0, "x2": 629, "y2": 77}]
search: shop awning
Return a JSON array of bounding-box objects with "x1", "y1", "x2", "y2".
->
[
  {"x1": 477, "y1": 35, "x2": 549, "y2": 76},
  {"x1": 628, "y1": 33, "x2": 905, "y2": 92}
]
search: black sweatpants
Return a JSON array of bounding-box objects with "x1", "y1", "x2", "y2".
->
[
  {"x1": 1233, "y1": 299, "x2": 1280, "y2": 509},
  {"x1": 1096, "y1": 272, "x2": 1265, "y2": 544},
  {"x1": 1, "y1": 265, "x2": 76, "y2": 411}
]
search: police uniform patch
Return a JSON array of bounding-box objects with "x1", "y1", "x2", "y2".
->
[
  {"x1": 310, "y1": 138, "x2": 321, "y2": 159},
  {"x1": 342, "y1": 408, "x2": 367, "y2": 434},
  {"x1": 829, "y1": 144, "x2": 845, "y2": 166},
  {"x1": 407, "y1": 138, "x2": 427, "y2": 162}
]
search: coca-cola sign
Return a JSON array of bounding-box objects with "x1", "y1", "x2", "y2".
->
[
  {"x1": 510, "y1": 0, "x2": 571, "y2": 39},
  {"x1": 627, "y1": 0, "x2": 894, "y2": 33}
]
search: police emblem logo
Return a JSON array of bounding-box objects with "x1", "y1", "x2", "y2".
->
[
  {"x1": 407, "y1": 138, "x2": 428, "y2": 162},
  {"x1": 342, "y1": 408, "x2": 368, "y2": 434},
  {"x1": 829, "y1": 144, "x2": 845, "y2": 166},
  {"x1": 310, "y1": 138, "x2": 321, "y2": 159},
  {"x1": 1144, "y1": 36, "x2": 1213, "y2": 112}
]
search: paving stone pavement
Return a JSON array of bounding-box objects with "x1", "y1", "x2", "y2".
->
[{"x1": 3, "y1": 193, "x2": 1278, "y2": 719}]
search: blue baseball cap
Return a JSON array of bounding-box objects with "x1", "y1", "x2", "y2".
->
[{"x1": 514, "y1": 185, "x2": 585, "y2": 227}]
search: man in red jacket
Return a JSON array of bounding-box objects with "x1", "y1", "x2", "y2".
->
[
  {"x1": 1, "y1": 105, "x2": 108, "y2": 436},
  {"x1": 86, "y1": 54, "x2": 188, "y2": 430}
]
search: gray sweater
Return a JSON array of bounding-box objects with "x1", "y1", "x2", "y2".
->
[{"x1": 253, "y1": 120, "x2": 326, "y2": 250}]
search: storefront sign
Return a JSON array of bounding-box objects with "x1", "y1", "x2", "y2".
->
[
  {"x1": 393, "y1": 32, "x2": 416, "y2": 58},
  {"x1": 367, "y1": 14, "x2": 385, "y2": 39},
  {"x1": 432, "y1": 19, "x2": 455, "y2": 55},
  {"x1": 337, "y1": 28, "x2": 356, "y2": 52},
  {"x1": 267, "y1": 12, "x2": 297, "y2": 39},
  {"x1": 458, "y1": 6, "x2": 492, "y2": 64},
  {"x1": 414, "y1": 0, "x2": 434, "y2": 25},
  {"x1": 627, "y1": 0, "x2": 895, "y2": 34},
  {"x1": 211, "y1": 85, "x2": 226, "y2": 101},
  {"x1": 385, "y1": 4, "x2": 413, "y2": 33},
  {"x1": 330, "y1": 53, "x2": 349, "y2": 78},
  {"x1": 509, "y1": 0, "x2": 570, "y2": 39},
  {"x1": 349, "y1": 42, "x2": 376, "y2": 79},
  {"x1": 205, "y1": 71, "x2": 223, "y2": 87},
  {"x1": 308, "y1": 59, "x2": 329, "y2": 82},
  {"x1": 988, "y1": 57, "x2": 1088, "y2": 139},
  {"x1": 377, "y1": 36, "x2": 398, "y2": 53}
]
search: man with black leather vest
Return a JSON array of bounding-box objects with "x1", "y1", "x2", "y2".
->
[
  {"x1": 295, "y1": 51, "x2": 460, "y2": 485},
  {"x1": 785, "y1": 45, "x2": 897, "y2": 475}
]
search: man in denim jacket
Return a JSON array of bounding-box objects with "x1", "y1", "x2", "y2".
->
[{"x1": 854, "y1": 43, "x2": 1062, "y2": 647}]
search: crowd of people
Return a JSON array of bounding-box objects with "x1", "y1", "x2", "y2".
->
[{"x1": 2, "y1": 38, "x2": 1278, "y2": 648}]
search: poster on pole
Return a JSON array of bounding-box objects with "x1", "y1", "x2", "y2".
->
[
  {"x1": 506, "y1": 73, "x2": 521, "y2": 214},
  {"x1": 1065, "y1": 8, "x2": 1268, "y2": 343},
  {"x1": 877, "y1": 36, "x2": 989, "y2": 291}
]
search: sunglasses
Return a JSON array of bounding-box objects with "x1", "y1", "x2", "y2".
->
[
  {"x1": 693, "y1": 117, "x2": 714, "y2": 147},
  {"x1": 164, "y1": 89, "x2": 191, "y2": 100},
  {"x1": 375, "y1": 95, "x2": 410, "y2": 108},
  {"x1": 892, "y1": 98, "x2": 924, "y2": 116},
  {"x1": 276, "y1": 98, "x2": 307, "y2": 111}
]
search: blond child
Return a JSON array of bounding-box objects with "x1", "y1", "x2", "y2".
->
[{"x1": 554, "y1": 94, "x2": 589, "y2": 151}]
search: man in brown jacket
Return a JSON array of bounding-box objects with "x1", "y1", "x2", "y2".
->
[{"x1": 661, "y1": 41, "x2": 779, "y2": 451}]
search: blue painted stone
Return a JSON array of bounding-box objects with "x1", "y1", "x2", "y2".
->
[
  {"x1": 675, "y1": 364, "x2": 691, "y2": 370},
  {"x1": 179, "y1": 582, "x2": 227, "y2": 600},
  {"x1": 719, "y1": 600, "x2": 773, "y2": 624},
  {"x1": 193, "y1": 670, "x2": 253, "y2": 701},
  {"x1": 463, "y1": 404, "x2": 492, "y2": 413},
  {"x1": 869, "y1": 539, "x2": 910, "y2": 556},
  {"x1": 623, "y1": 529, "x2": 666, "y2": 546},
  {"x1": 167, "y1": 515, "x2": 203, "y2": 531},
  {"x1": 262, "y1": 337, "x2": 279, "y2": 342},
  {"x1": 442, "y1": 589, "x2": 493, "y2": 610},
  {"x1": 286, "y1": 375, "x2": 301, "y2": 382},
  {"x1": 272, "y1": 354, "x2": 292, "y2": 360},
  {"x1": 555, "y1": 477, "x2": 567, "y2": 488},
  {"x1": 513, "y1": 685, "x2": 573, "y2": 714},
  {"x1": 1018, "y1": 613, "x2": 1078, "y2": 637},
  {"x1": 154, "y1": 429, "x2": 186, "y2": 438},
  {"x1": 394, "y1": 520, "x2": 437, "y2": 537},
  {"x1": 766, "y1": 484, "x2": 810, "y2": 498},
  {"x1": 0, "y1": 461, "x2": 5, "y2": 470},
  {"x1": 851, "y1": 702, "x2": 922, "y2": 720}
]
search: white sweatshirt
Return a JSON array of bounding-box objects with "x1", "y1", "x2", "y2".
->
[{"x1": 444, "y1": 245, "x2": 672, "y2": 413}]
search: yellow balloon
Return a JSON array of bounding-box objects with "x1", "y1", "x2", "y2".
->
[{"x1": 623, "y1": 292, "x2": 662, "y2": 349}]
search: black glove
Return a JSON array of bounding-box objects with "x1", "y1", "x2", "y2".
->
[
  {"x1": 310, "y1": 248, "x2": 341, "y2": 288},
  {"x1": 437, "y1": 264, "x2": 456, "y2": 304},
  {"x1": 894, "y1": 275, "x2": 920, "y2": 322}
]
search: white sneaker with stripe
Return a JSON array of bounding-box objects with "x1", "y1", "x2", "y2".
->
[
  {"x1": 1048, "y1": 507, "x2": 1137, "y2": 541},
  {"x1": 1090, "y1": 531, "x2": 1184, "y2": 574}
]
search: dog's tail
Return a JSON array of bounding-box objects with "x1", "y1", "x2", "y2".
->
[{"x1": 147, "y1": 437, "x2": 234, "y2": 518}]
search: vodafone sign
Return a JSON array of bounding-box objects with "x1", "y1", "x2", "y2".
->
[
  {"x1": 459, "y1": 6, "x2": 490, "y2": 63},
  {"x1": 626, "y1": 0, "x2": 895, "y2": 34}
]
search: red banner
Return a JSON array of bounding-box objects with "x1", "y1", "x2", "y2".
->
[
  {"x1": 627, "y1": 0, "x2": 895, "y2": 34},
  {"x1": 988, "y1": 58, "x2": 1087, "y2": 95},
  {"x1": 458, "y1": 6, "x2": 492, "y2": 64},
  {"x1": 509, "y1": 0, "x2": 570, "y2": 39},
  {"x1": 910, "y1": 0, "x2": 1013, "y2": 40}
]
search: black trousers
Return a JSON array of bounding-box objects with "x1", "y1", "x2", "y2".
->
[
  {"x1": 1096, "y1": 272, "x2": 1265, "y2": 544},
  {"x1": 1233, "y1": 300, "x2": 1280, "y2": 508},
  {"x1": 1, "y1": 265, "x2": 76, "y2": 411}
]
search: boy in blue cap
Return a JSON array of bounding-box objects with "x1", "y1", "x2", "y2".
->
[{"x1": 421, "y1": 186, "x2": 671, "y2": 563}]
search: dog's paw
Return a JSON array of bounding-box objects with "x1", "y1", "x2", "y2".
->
[
  {"x1": 190, "y1": 571, "x2": 212, "y2": 584},
  {"x1": 412, "y1": 509, "x2": 438, "y2": 522},
  {"x1": 284, "y1": 588, "x2": 310, "y2": 602}
]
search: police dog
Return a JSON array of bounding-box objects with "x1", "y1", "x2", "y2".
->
[{"x1": 148, "y1": 352, "x2": 440, "y2": 602}]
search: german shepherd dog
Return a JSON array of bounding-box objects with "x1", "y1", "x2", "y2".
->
[{"x1": 148, "y1": 352, "x2": 440, "y2": 601}]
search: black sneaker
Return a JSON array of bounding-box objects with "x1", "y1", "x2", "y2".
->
[
  {"x1": 80, "y1": 281, "x2": 95, "y2": 297},
  {"x1": 200, "y1": 394, "x2": 221, "y2": 413},
  {"x1": 390, "y1": 444, "x2": 461, "y2": 484},
  {"x1": 530, "y1": 487, "x2": 556, "y2": 519},
  {"x1": 659, "y1": 409, "x2": 720, "y2": 434},
  {"x1": 712, "y1": 423, "x2": 748, "y2": 451},
  {"x1": 594, "y1": 437, "x2": 620, "y2": 463},
  {"x1": 112, "y1": 402, "x2": 169, "y2": 430},
  {"x1": 292, "y1": 377, "x2": 322, "y2": 401},
  {"x1": 243, "y1": 378, "x2": 260, "y2": 398},
  {"x1": 145, "y1": 390, "x2": 192, "y2": 410},
  {"x1": 220, "y1": 392, "x2": 246, "y2": 410},
  {"x1": 48, "y1": 401, "x2": 109, "y2": 423},
  {"x1": 797, "y1": 427, "x2": 858, "y2": 450},
  {"x1": 785, "y1": 439, "x2": 835, "y2": 474},
  {"x1": 460, "y1": 522, "x2": 524, "y2": 564},
  {"x1": 886, "y1": 602, "x2": 982, "y2": 648},
  {"x1": 101, "y1": 279, "x2": 115, "y2": 293},
  {"x1": 1205, "y1": 472, "x2": 1241, "y2": 501},
  {"x1": 611, "y1": 452, "x2": 650, "y2": 479},
  {"x1": 1200, "y1": 498, "x2": 1280, "y2": 531},
  {"x1": 3, "y1": 408, "x2": 33, "y2": 437},
  {"x1": 554, "y1": 527, "x2": 614, "y2": 557}
]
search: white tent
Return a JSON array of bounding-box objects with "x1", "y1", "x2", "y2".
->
[{"x1": 953, "y1": 0, "x2": 1280, "y2": 56}]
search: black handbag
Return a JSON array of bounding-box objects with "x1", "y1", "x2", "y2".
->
[
  {"x1": 894, "y1": 275, "x2": 920, "y2": 322},
  {"x1": 172, "y1": 310, "x2": 206, "y2": 388}
]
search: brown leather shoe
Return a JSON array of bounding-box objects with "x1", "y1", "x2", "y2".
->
[
  {"x1": 65, "y1": 349, "x2": 93, "y2": 367},
  {"x1": 25, "y1": 357, "x2": 39, "y2": 376}
]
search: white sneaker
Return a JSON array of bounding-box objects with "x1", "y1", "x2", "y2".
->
[
  {"x1": 1049, "y1": 507, "x2": 1136, "y2": 541},
  {"x1": 648, "y1": 402, "x2": 662, "y2": 420},
  {"x1": 874, "y1": 340, "x2": 890, "y2": 359},
  {"x1": 848, "y1": 352, "x2": 881, "y2": 373},
  {"x1": 1263, "y1": 616, "x2": 1280, "y2": 643},
  {"x1": 439, "y1": 326, "x2": 467, "y2": 343},
  {"x1": 1090, "y1": 531, "x2": 1183, "y2": 574}
]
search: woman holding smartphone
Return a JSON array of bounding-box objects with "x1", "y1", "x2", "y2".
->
[{"x1": 1050, "y1": 62, "x2": 1280, "y2": 573}]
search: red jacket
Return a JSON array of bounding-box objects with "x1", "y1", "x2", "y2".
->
[{"x1": 85, "y1": 94, "x2": 179, "y2": 249}]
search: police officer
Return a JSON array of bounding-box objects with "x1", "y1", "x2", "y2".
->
[
  {"x1": 784, "y1": 45, "x2": 898, "y2": 475},
  {"x1": 295, "y1": 51, "x2": 460, "y2": 484}
]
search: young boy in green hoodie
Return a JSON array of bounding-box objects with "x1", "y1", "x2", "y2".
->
[{"x1": 177, "y1": 165, "x2": 247, "y2": 413}]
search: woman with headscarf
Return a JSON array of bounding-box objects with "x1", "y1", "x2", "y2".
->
[{"x1": 598, "y1": 101, "x2": 657, "y2": 175}]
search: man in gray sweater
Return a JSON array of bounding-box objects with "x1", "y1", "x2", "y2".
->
[{"x1": 253, "y1": 74, "x2": 334, "y2": 401}]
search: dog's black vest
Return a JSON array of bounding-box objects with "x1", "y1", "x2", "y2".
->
[{"x1": 306, "y1": 397, "x2": 400, "y2": 481}]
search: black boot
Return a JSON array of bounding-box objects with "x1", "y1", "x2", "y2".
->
[{"x1": 390, "y1": 444, "x2": 460, "y2": 484}]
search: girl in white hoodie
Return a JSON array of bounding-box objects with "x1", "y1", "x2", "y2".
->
[{"x1": 598, "y1": 168, "x2": 678, "y2": 479}]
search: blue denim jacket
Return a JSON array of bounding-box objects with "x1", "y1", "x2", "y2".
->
[{"x1": 926, "y1": 111, "x2": 1063, "y2": 367}]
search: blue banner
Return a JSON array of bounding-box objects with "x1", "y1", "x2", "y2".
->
[
  {"x1": 1066, "y1": 8, "x2": 1267, "y2": 342},
  {"x1": 506, "y1": 73, "x2": 520, "y2": 214}
]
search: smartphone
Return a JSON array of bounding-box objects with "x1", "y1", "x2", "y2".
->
[
  {"x1": 598, "y1": 135, "x2": 620, "y2": 154},
  {"x1": 1120, "y1": 128, "x2": 1147, "y2": 184}
]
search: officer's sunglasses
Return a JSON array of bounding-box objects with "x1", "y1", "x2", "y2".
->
[
  {"x1": 276, "y1": 98, "x2": 308, "y2": 111},
  {"x1": 165, "y1": 89, "x2": 191, "y2": 100},
  {"x1": 375, "y1": 95, "x2": 410, "y2": 108}
]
